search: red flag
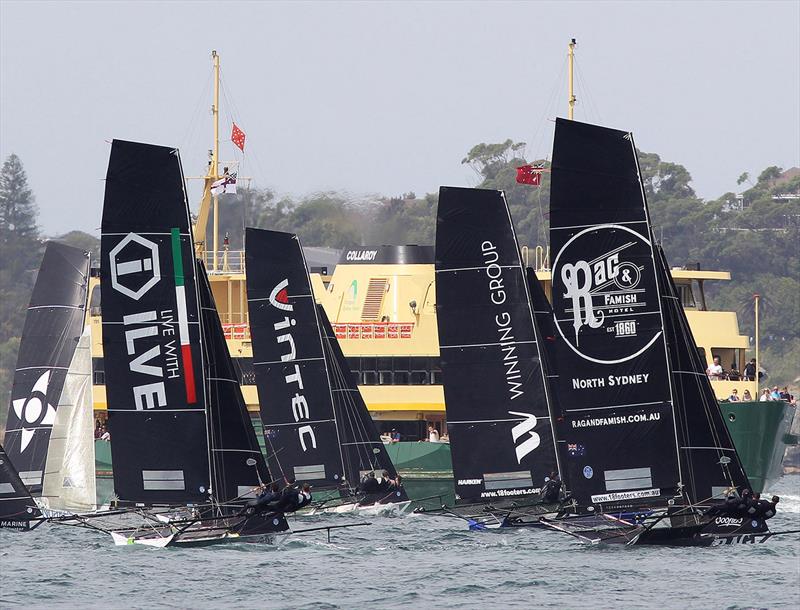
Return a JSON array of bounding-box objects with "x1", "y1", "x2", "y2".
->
[
  {"x1": 231, "y1": 123, "x2": 246, "y2": 152},
  {"x1": 516, "y1": 164, "x2": 542, "y2": 186}
]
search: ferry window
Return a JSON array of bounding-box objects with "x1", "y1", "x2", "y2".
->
[
  {"x1": 677, "y1": 284, "x2": 695, "y2": 308},
  {"x1": 379, "y1": 370, "x2": 393, "y2": 385},
  {"x1": 89, "y1": 285, "x2": 101, "y2": 316},
  {"x1": 377, "y1": 357, "x2": 392, "y2": 371},
  {"x1": 362, "y1": 371, "x2": 378, "y2": 385},
  {"x1": 346, "y1": 357, "x2": 361, "y2": 373},
  {"x1": 410, "y1": 370, "x2": 429, "y2": 385},
  {"x1": 393, "y1": 356, "x2": 410, "y2": 374},
  {"x1": 394, "y1": 371, "x2": 410, "y2": 385},
  {"x1": 360, "y1": 357, "x2": 376, "y2": 375},
  {"x1": 93, "y1": 370, "x2": 105, "y2": 385},
  {"x1": 712, "y1": 348, "x2": 738, "y2": 373},
  {"x1": 430, "y1": 358, "x2": 443, "y2": 385}
]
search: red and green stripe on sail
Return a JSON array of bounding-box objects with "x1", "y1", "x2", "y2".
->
[{"x1": 171, "y1": 228, "x2": 197, "y2": 404}]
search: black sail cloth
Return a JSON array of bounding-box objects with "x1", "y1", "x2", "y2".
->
[
  {"x1": 196, "y1": 260, "x2": 272, "y2": 506},
  {"x1": 0, "y1": 443, "x2": 42, "y2": 529},
  {"x1": 653, "y1": 245, "x2": 749, "y2": 502},
  {"x1": 435, "y1": 186, "x2": 559, "y2": 503},
  {"x1": 3, "y1": 241, "x2": 89, "y2": 495},
  {"x1": 317, "y1": 304, "x2": 408, "y2": 501},
  {"x1": 549, "y1": 119, "x2": 681, "y2": 511},
  {"x1": 101, "y1": 140, "x2": 210, "y2": 506},
  {"x1": 246, "y1": 228, "x2": 344, "y2": 489}
]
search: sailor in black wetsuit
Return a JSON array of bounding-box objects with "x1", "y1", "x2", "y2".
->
[
  {"x1": 541, "y1": 472, "x2": 562, "y2": 504},
  {"x1": 359, "y1": 472, "x2": 380, "y2": 494},
  {"x1": 241, "y1": 482, "x2": 281, "y2": 516},
  {"x1": 757, "y1": 495, "x2": 780, "y2": 520}
]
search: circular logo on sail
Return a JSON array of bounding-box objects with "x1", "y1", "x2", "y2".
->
[
  {"x1": 552, "y1": 224, "x2": 662, "y2": 364},
  {"x1": 583, "y1": 465, "x2": 594, "y2": 479}
]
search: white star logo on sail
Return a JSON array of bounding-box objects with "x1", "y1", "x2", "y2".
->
[{"x1": 11, "y1": 371, "x2": 56, "y2": 453}]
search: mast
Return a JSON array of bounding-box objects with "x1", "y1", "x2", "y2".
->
[
  {"x1": 567, "y1": 39, "x2": 576, "y2": 120},
  {"x1": 754, "y1": 293, "x2": 760, "y2": 388},
  {"x1": 212, "y1": 50, "x2": 221, "y2": 272}
]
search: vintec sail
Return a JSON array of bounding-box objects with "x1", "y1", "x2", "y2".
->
[
  {"x1": 0, "y1": 443, "x2": 42, "y2": 530},
  {"x1": 246, "y1": 228, "x2": 407, "y2": 508},
  {"x1": 4, "y1": 241, "x2": 89, "y2": 495},
  {"x1": 435, "y1": 187, "x2": 560, "y2": 506},
  {"x1": 549, "y1": 118, "x2": 748, "y2": 514}
]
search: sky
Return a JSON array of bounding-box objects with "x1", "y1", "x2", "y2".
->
[{"x1": 1, "y1": 1, "x2": 798, "y2": 236}]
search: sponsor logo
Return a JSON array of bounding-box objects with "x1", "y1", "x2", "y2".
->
[
  {"x1": 268, "y1": 279, "x2": 293, "y2": 311},
  {"x1": 10, "y1": 371, "x2": 56, "y2": 453},
  {"x1": 509, "y1": 410, "x2": 540, "y2": 463},
  {"x1": 583, "y1": 465, "x2": 594, "y2": 479},
  {"x1": 269, "y1": 280, "x2": 316, "y2": 452},
  {"x1": 714, "y1": 516, "x2": 743, "y2": 527},
  {"x1": 552, "y1": 224, "x2": 662, "y2": 364},
  {"x1": 345, "y1": 250, "x2": 378, "y2": 262},
  {"x1": 479, "y1": 487, "x2": 540, "y2": 499},
  {"x1": 109, "y1": 233, "x2": 161, "y2": 301},
  {"x1": 481, "y1": 241, "x2": 524, "y2": 402},
  {"x1": 457, "y1": 479, "x2": 483, "y2": 486},
  {"x1": 590, "y1": 488, "x2": 660, "y2": 503},
  {"x1": 572, "y1": 412, "x2": 661, "y2": 428},
  {"x1": 571, "y1": 373, "x2": 650, "y2": 390}
]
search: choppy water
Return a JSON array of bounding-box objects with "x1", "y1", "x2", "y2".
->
[{"x1": 2, "y1": 476, "x2": 799, "y2": 609}]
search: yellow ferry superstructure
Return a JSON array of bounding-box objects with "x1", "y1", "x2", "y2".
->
[{"x1": 87, "y1": 245, "x2": 758, "y2": 421}]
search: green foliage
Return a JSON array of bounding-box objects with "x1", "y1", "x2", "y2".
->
[{"x1": 56, "y1": 230, "x2": 100, "y2": 260}]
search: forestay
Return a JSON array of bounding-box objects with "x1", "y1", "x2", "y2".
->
[
  {"x1": 101, "y1": 140, "x2": 210, "y2": 506},
  {"x1": 3, "y1": 241, "x2": 89, "y2": 495},
  {"x1": 41, "y1": 327, "x2": 96, "y2": 512},
  {"x1": 435, "y1": 186, "x2": 559, "y2": 503},
  {"x1": 549, "y1": 118, "x2": 681, "y2": 510}
]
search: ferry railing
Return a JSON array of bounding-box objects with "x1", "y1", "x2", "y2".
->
[{"x1": 204, "y1": 249, "x2": 245, "y2": 274}]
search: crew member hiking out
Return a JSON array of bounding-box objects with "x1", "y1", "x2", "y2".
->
[{"x1": 541, "y1": 472, "x2": 562, "y2": 504}]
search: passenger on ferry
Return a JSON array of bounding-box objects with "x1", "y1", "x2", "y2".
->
[
  {"x1": 771, "y1": 386, "x2": 782, "y2": 400},
  {"x1": 742, "y1": 389, "x2": 753, "y2": 401},
  {"x1": 728, "y1": 389, "x2": 740, "y2": 402},
  {"x1": 428, "y1": 424, "x2": 440, "y2": 443},
  {"x1": 391, "y1": 429, "x2": 401, "y2": 443},
  {"x1": 728, "y1": 364, "x2": 741, "y2": 381},
  {"x1": 706, "y1": 356, "x2": 724, "y2": 380},
  {"x1": 759, "y1": 389, "x2": 771, "y2": 402},
  {"x1": 743, "y1": 358, "x2": 757, "y2": 381}
]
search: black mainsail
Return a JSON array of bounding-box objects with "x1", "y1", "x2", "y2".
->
[
  {"x1": 549, "y1": 119, "x2": 681, "y2": 510},
  {"x1": 0, "y1": 443, "x2": 42, "y2": 529},
  {"x1": 101, "y1": 140, "x2": 210, "y2": 506},
  {"x1": 317, "y1": 304, "x2": 408, "y2": 500},
  {"x1": 4, "y1": 241, "x2": 89, "y2": 495},
  {"x1": 435, "y1": 186, "x2": 559, "y2": 504},
  {"x1": 197, "y1": 259, "x2": 271, "y2": 504},
  {"x1": 246, "y1": 228, "x2": 344, "y2": 488},
  {"x1": 549, "y1": 118, "x2": 748, "y2": 512}
]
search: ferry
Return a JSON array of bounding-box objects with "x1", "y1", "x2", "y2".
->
[{"x1": 86, "y1": 50, "x2": 795, "y2": 504}]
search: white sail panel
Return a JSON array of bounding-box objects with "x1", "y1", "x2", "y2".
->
[{"x1": 41, "y1": 328, "x2": 96, "y2": 511}]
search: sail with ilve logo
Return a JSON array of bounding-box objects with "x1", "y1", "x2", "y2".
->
[
  {"x1": 435, "y1": 186, "x2": 560, "y2": 504},
  {"x1": 101, "y1": 140, "x2": 210, "y2": 506}
]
